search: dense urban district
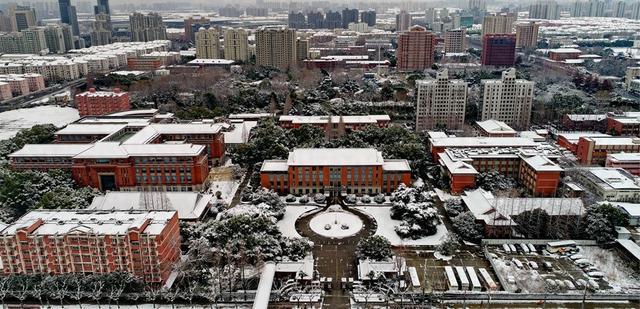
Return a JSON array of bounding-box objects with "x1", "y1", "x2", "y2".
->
[{"x1": 0, "y1": 0, "x2": 640, "y2": 308}]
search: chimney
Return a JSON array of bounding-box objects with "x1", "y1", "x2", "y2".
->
[{"x1": 89, "y1": 88, "x2": 96, "y2": 93}]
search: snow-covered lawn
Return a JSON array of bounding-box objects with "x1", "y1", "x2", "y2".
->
[
  {"x1": 0, "y1": 106, "x2": 79, "y2": 140},
  {"x1": 309, "y1": 211, "x2": 363, "y2": 239},
  {"x1": 353, "y1": 206, "x2": 448, "y2": 247},
  {"x1": 434, "y1": 188, "x2": 460, "y2": 202},
  {"x1": 277, "y1": 205, "x2": 319, "y2": 238}
]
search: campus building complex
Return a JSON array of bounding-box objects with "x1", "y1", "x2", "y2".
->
[
  {"x1": 575, "y1": 136, "x2": 640, "y2": 165},
  {"x1": 278, "y1": 115, "x2": 390, "y2": 137},
  {"x1": 9, "y1": 111, "x2": 227, "y2": 191},
  {"x1": 0, "y1": 210, "x2": 181, "y2": 285},
  {"x1": 260, "y1": 148, "x2": 411, "y2": 195}
]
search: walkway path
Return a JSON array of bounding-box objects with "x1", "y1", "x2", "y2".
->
[{"x1": 295, "y1": 205, "x2": 376, "y2": 307}]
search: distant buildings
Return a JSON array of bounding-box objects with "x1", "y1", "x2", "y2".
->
[
  {"x1": 572, "y1": 0, "x2": 605, "y2": 17},
  {"x1": 614, "y1": 1, "x2": 627, "y2": 18},
  {"x1": 8, "y1": 4, "x2": 37, "y2": 32},
  {"x1": 224, "y1": 28, "x2": 249, "y2": 62},
  {"x1": 278, "y1": 115, "x2": 390, "y2": 138},
  {"x1": 444, "y1": 29, "x2": 467, "y2": 53},
  {"x1": 44, "y1": 24, "x2": 74, "y2": 54},
  {"x1": 58, "y1": 0, "x2": 80, "y2": 35},
  {"x1": 415, "y1": 69, "x2": 468, "y2": 131},
  {"x1": 184, "y1": 16, "x2": 210, "y2": 42},
  {"x1": 296, "y1": 38, "x2": 308, "y2": 62},
  {"x1": 195, "y1": 28, "x2": 221, "y2": 59},
  {"x1": 626, "y1": 67, "x2": 640, "y2": 90},
  {"x1": 260, "y1": 148, "x2": 411, "y2": 195},
  {"x1": 342, "y1": 8, "x2": 358, "y2": 29},
  {"x1": 288, "y1": 11, "x2": 306, "y2": 29},
  {"x1": 129, "y1": 12, "x2": 167, "y2": 42},
  {"x1": 0, "y1": 210, "x2": 181, "y2": 285},
  {"x1": 90, "y1": 13, "x2": 112, "y2": 46},
  {"x1": 0, "y1": 27, "x2": 47, "y2": 54},
  {"x1": 255, "y1": 26, "x2": 297, "y2": 69},
  {"x1": 360, "y1": 10, "x2": 376, "y2": 27},
  {"x1": 515, "y1": 22, "x2": 539, "y2": 49},
  {"x1": 480, "y1": 68, "x2": 534, "y2": 130},
  {"x1": 396, "y1": 10, "x2": 412, "y2": 32},
  {"x1": 75, "y1": 88, "x2": 130, "y2": 117},
  {"x1": 481, "y1": 14, "x2": 516, "y2": 36},
  {"x1": 396, "y1": 26, "x2": 436, "y2": 71},
  {"x1": 481, "y1": 33, "x2": 516, "y2": 66},
  {"x1": 529, "y1": 0, "x2": 560, "y2": 19},
  {"x1": 0, "y1": 73, "x2": 45, "y2": 98}
]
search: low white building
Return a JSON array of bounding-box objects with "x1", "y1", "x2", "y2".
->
[{"x1": 577, "y1": 168, "x2": 640, "y2": 203}]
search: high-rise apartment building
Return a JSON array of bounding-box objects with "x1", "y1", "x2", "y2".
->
[
  {"x1": 515, "y1": 22, "x2": 539, "y2": 49},
  {"x1": 184, "y1": 16, "x2": 210, "y2": 42},
  {"x1": 0, "y1": 11, "x2": 13, "y2": 32},
  {"x1": 481, "y1": 68, "x2": 534, "y2": 130},
  {"x1": 481, "y1": 14, "x2": 516, "y2": 35},
  {"x1": 0, "y1": 210, "x2": 181, "y2": 285},
  {"x1": 22, "y1": 27, "x2": 47, "y2": 54},
  {"x1": 9, "y1": 5, "x2": 37, "y2": 31},
  {"x1": 324, "y1": 11, "x2": 342, "y2": 29},
  {"x1": 195, "y1": 28, "x2": 221, "y2": 59},
  {"x1": 444, "y1": 28, "x2": 467, "y2": 53},
  {"x1": 468, "y1": 0, "x2": 487, "y2": 11},
  {"x1": 296, "y1": 38, "x2": 308, "y2": 62},
  {"x1": 90, "y1": 13, "x2": 112, "y2": 46},
  {"x1": 360, "y1": 10, "x2": 376, "y2": 26},
  {"x1": 58, "y1": 0, "x2": 79, "y2": 35},
  {"x1": 631, "y1": 2, "x2": 640, "y2": 19},
  {"x1": 425, "y1": 8, "x2": 437, "y2": 25},
  {"x1": 255, "y1": 26, "x2": 297, "y2": 69},
  {"x1": 396, "y1": 26, "x2": 436, "y2": 71},
  {"x1": 307, "y1": 11, "x2": 324, "y2": 29},
  {"x1": 396, "y1": 10, "x2": 412, "y2": 31},
  {"x1": 613, "y1": 1, "x2": 626, "y2": 18},
  {"x1": 44, "y1": 24, "x2": 73, "y2": 54},
  {"x1": 129, "y1": 12, "x2": 166, "y2": 42},
  {"x1": 416, "y1": 69, "x2": 468, "y2": 131},
  {"x1": 572, "y1": 0, "x2": 605, "y2": 17},
  {"x1": 342, "y1": 8, "x2": 358, "y2": 28},
  {"x1": 528, "y1": 1, "x2": 560, "y2": 19},
  {"x1": 224, "y1": 28, "x2": 249, "y2": 61},
  {"x1": 481, "y1": 33, "x2": 516, "y2": 66},
  {"x1": 288, "y1": 11, "x2": 306, "y2": 29}
]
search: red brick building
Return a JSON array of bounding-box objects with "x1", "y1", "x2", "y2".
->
[
  {"x1": 260, "y1": 148, "x2": 411, "y2": 195},
  {"x1": 428, "y1": 134, "x2": 538, "y2": 161},
  {"x1": 561, "y1": 114, "x2": 607, "y2": 132},
  {"x1": 606, "y1": 153, "x2": 640, "y2": 176},
  {"x1": 127, "y1": 57, "x2": 163, "y2": 71},
  {"x1": 396, "y1": 26, "x2": 436, "y2": 71},
  {"x1": 555, "y1": 132, "x2": 611, "y2": 153},
  {"x1": 481, "y1": 34, "x2": 516, "y2": 66},
  {"x1": 547, "y1": 48, "x2": 582, "y2": 61},
  {"x1": 75, "y1": 88, "x2": 131, "y2": 117},
  {"x1": 606, "y1": 116, "x2": 640, "y2": 136},
  {"x1": 0, "y1": 210, "x2": 181, "y2": 285},
  {"x1": 576, "y1": 136, "x2": 640, "y2": 165}
]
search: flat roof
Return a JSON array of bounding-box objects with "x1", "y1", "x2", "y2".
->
[
  {"x1": 8, "y1": 144, "x2": 94, "y2": 158},
  {"x1": 382, "y1": 159, "x2": 411, "y2": 172},
  {"x1": 439, "y1": 152, "x2": 478, "y2": 175},
  {"x1": 122, "y1": 123, "x2": 225, "y2": 145},
  {"x1": 608, "y1": 152, "x2": 640, "y2": 161},
  {"x1": 556, "y1": 132, "x2": 610, "y2": 143},
  {"x1": 89, "y1": 192, "x2": 213, "y2": 220},
  {"x1": 56, "y1": 124, "x2": 127, "y2": 136},
  {"x1": 430, "y1": 137, "x2": 538, "y2": 148},
  {"x1": 521, "y1": 154, "x2": 563, "y2": 172},
  {"x1": 616, "y1": 239, "x2": 640, "y2": 262},
  {"x1": 476, "y1": 119, "x2": 516, "y2": 134},
  {"x1": 1, "y1": 210, "x2": 176, "y2": 236},
  {"x1": 261, "y1": 160, "x2": 289, "y2": 172},
  {"x1": 188, "y1": 59, "x2": 235, "y2": 65},
  {"x1": 585, "y1": 168, "x2": 640, "y2": 190},
  {"x1": 279, "y1": 115, "x2": 390, "y2": 124},
  {"x1": 71, "y1": 142, "x2": 206, "y2": 159},
  {"x1": 584, "y1": 137, "x2": 640, "y2": 146},
  {"x1": 287, "y1": 148, "x2": 384, "y2": 166}
]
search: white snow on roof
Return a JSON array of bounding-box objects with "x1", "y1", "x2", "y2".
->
[
  {"x1": 1, "y1": 210, "x2": 176, "y2": 236},
  {"x1": 382, "y1": 159, "x2": 411, "y2": 172},
  {"x1": 108, "y1": 109, "x2": 158, "y2": 116},
  {"x1": 261, "y1": 160, "x2": 289, "y2": 172},
  {"x1": 188, "y1": 58, "x2": 235, "y2": 65},
  {"x1": 223, "y1": 121, "x2": 257, "y2": 144},
  {"x1": 616, "y1": 239, "x2": 640, "y2": 262},
  {"x1": 358, "y1": 258, "x2": 405, "y2": 280},
  {"x1": 566, "y1": 114, "x2": 607, "y2": 121},
  {"x1": 585, "y1": 168, "x2": 640, "y2": 190},
  {"x1": 606, "y1": 202, "x2": 640, "y2": 217},
  {"x1": 89, "y1": 192, "x2": 212, "y2": 220},
  {"x1": 439, "y1": 152, "x2": 478, "y2": 175},
  {"x1": 287, "y1": 148, "x2": 384, "y2": 166},
  {"x1": 430, "y1": 137, "x2": 538, "y2": 148},
  {"x1": 56, "y1": 123, "x2": 127, "y2": 135},
  {"x1": 608, "y1": 153, "x2": 640, "y2": 161},
  {"x1": 279, "y1": 115, "x2": 390, "y2": 124},
  {"x1": 123, "y1": 123, "x2": 225, "y2": 145},
  {"x1": 585, "y1": 137, "x2": 640, "y2": 146},
  {"x1": 476, "y1": 119, "x2": 516, "y2": 134},
  {"x1": 9, "y1": 144, "x2": 93, "y2": 157},
  {"x1": 556, "y1": 132, "x2": 611, "y2": 143},
  {"x1": 521, "y1": 154, "x2": 563, "y2": 172}
]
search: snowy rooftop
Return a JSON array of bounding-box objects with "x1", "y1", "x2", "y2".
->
[
  {"x1": 521, "y1": 154, "x2": 563, "y2": 172},
  {"x1": 358, "y1": 258, "x2": 405, "y2": 280},
  {"x1": 279, "y1": 115, "x2": 390, "y2": 124},
  {"x1": 606, "y1": 202, "x2": 640, "y2": 217},
  {"x1": 439, "y1": 152, "x2": 478, "y2": 175},
  {"x1": 9, "y1": 144, "x2": 93, "y2": 158},
  {"x1": 261, "y1": 160, "x2": 289, "y2": 172},
  {"x1": 462, "y1": 189, "x2": 585, "y2": 226},
  {"x1": 476, "y1": 119, "x2": 516, "y2": 134},
  {"x1": 616, "y1": 239, "x2": 640, "y2": 262},
  {"x1": 556, "y1": 132, "x2": 611, "y2": 143},
  {"x1": 607, "y1": 153, "x2": 640, "y2": 162},
  {"x1": 108, "y1": 109, "x2": 158, "y2": 117},
  {"x1": 584, "y1": 137, "x2": 640, "y2": 146},
  {"x1": 188, "y1": 59, "x2": 235, "y2": 65},
  {"x1": 76, "y1": 90, "x2": 128, "y2": 98},
  {"x1": 224, "y1": 121, "x2": 258, "y2": 144},
  {"x1": 430, "y1": 137, "x2": 538, "y2": 148},
  {"x1": 122, "y1": 123, "x2": 225, "y2": 145},
  {"x1": 382, "y1": 159, "x2": 411, "y2": 172},
  {"x1": 56, "y1": 123, "x2": 127, "y2": 135},
  {"x1": 228, "y1": 113, "x2": 275, "y2": 119},
  {"x1": 583, "y1": 168, "x2": 640, "y2": 191},
  {"x1": 89, "y1": 192, "x2": 213, "y2": 220},
  {"x1": 287, "y1": 148, "x2": 384, "y2": 166},
  {"x1": 1, "y1": 210, "x2": 176, "y2": 236},
  {"x1": 445, "y1": 144, "x2": 562, "y2": 161}
]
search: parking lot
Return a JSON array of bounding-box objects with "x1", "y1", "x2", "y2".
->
[{"x1": 396, "y1": 248, "x2": 502, "y2": 293}]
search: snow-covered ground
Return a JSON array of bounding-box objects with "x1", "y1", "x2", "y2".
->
[
  {"x1": 434, "y1": 188, "x2": 460, "y2": 202},
  {"x1": 580, "y1": 246, "x2": 640, "y2": 293},
  {"x1": 309, "y1": 211, "x2": 363, "y2": 239},
  {"x1": 277, "y1": 205, "x2": 319, "y2": 238},
  {"x1": 353, "y1": 206, "x2": 448, "y2": 246},
  {"x1": 0, "y1": 106, "x2": 79, "y2": 140}
]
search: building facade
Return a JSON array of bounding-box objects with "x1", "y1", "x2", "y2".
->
[
  {"x1": 576, "y1": 136, "x2": 640, "y2": 165},
  {"x1": 129, "y1": 12, "x2": 166, "y2": 42},
  {"x1": 261, "y1": 148, "x2": 411, "y2": 195},
  {"x1": 195, "y1": 28, "x2": 220, "y2": 59},
  {"x1": 279, "y1": 115, "x2": 390, "y2": 138},
  {"x1": 224, "y1": 28, "x2": 249, "y2": 61},
  {"x1": 75, "y1": 88, "x2": 130, "y2": 117},
  {"x1": 0, "y1": 210, "x2": 180, "y2": 285},
  {"x1": 360, "y1": 10, "x2": 376, "y2": 26},
  {"x1": 444, "y1": 29, "x2": 467, "y2": 53},
  {"x1": 515, "y1": 22, "x2": 539, "y2": 49},
  {"x1": 415, "y1": 69, "x2": 468, "y2": 131},
  {"x1": 481, "y1": 33, "x2": 516, "y2": 66},
  {"x1": 396, "y1": 10, "x2": 412, "y2": 32},
  {"x1": 396, "y1": 26, "x2": 436, "y2": 71},
  {"x1": 481, "y1": 14, "x2": 516, "y2": 35},
  {"x1": 481, "y1": 68, "x2": 534, "y2": 130},
  {"x1": 255, "y1": 27, "x2": 297, "y2": 70},
  {"x1": 529, "y1": 1, "x2": 560, "y2": 19}
]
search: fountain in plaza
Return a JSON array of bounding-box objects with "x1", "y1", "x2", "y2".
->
[{"x1": 308, "y1": 205, "x2": 364, "y2": 239}]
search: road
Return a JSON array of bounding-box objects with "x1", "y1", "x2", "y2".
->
[{"x1": 0, "y1": 79, "x2": 84, "y2": 112}]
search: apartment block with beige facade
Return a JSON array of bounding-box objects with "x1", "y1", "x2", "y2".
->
[
  {"x1": 481, "y1": 68, "x2": 534, "y2": 130},
  {"x1": 224, "y1": 28, "x2": 249, "y2": 61},
  {"x1": 196, "y1": 28, "x2": 221, "y2": 59},
  {"x1": 255, "y1": 26, "x2": 297, "y2": 69},
  {"x1": 416, "y1": 69, "x2": 468, "y2": 131}
]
